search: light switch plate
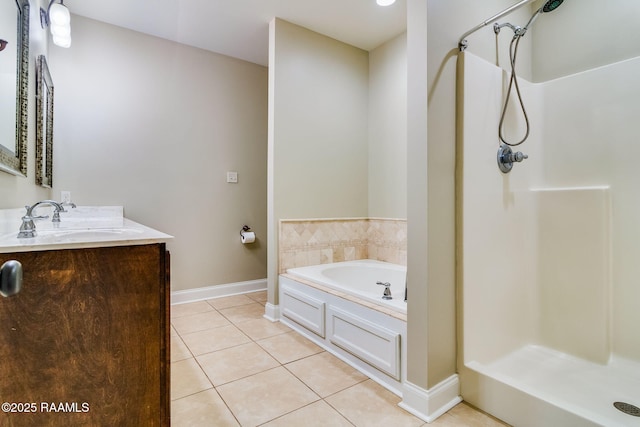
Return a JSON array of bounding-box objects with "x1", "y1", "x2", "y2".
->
[{"x1": 226, "y1": 171, "x2": 238, "y2": 183}]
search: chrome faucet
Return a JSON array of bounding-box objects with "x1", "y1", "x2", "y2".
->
[
  {"x1": 18, "y1": 200, "x2": 66, "y2": 238},
  {"x1": 376, "y1": 281, "x2": 392, "y2": 300}
]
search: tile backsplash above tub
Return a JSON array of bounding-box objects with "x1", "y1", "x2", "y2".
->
[{"x1": 279, "y1": 218, "x2": 406, "y2": 273}]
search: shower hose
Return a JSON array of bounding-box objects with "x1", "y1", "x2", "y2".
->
[{"x1": 498, "y1": 33, "x2": 530, "y2": 147}]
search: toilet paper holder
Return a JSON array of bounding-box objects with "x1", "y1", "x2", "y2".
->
[{"x1": 240, "y1": 225, "x2": 251, "y2": 235}]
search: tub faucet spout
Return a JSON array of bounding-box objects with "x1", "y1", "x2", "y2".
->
[
  {"x1": 18, "y1": 200, "x2": 66, "y2": 238},
  {"x1": 376, "y1": 281, "x2": 392, "y2": 300}
]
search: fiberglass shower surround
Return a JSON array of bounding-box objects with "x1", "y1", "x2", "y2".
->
[
  {"x1": 459, "y1": 0, "x2": 565, "y2": 174},
  {"x1": 457, "y1": 1, "x2": 640, "y2": 426}
]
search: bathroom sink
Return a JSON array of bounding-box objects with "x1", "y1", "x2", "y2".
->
[
  {"x1": 47, "y1": 228, "x2": 144, "y2": 238},
  {"x1": 34, "y1": 227, "x2": 145, "y2": 243},
  {"x1": 0, "y1": 225, "x2": 155, "y2": 249},
  {"x1": 0, "y1": 206, "x2": 172, "y2": 252}
]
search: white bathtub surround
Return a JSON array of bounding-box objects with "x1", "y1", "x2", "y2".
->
[
  {"x1": 279, "y1": 218, "x2": 407, "y2": 273},
  {"x1": 278, "y1": 259, "x2": 461, "y2": 422},
  {"x1": 279, "y1": 260, "x2": 407, "y2": 395},
  {"x1": 286, "y1": 260, "x2": 407, "y2": 315}
]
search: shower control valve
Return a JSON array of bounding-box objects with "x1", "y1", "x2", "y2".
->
[{"x1": 497, "y1": 144, "x2": 528, "y2": 173}]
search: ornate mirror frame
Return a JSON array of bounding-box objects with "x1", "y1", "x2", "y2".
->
[
  {"x1": 36, "y1": 55, "x2": 53, "y2": 187},
  {"x1": 0, "y1": 0, "x2": 29, "y2": 176}
]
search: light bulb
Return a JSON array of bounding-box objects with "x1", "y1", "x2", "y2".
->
[
  {"x1": 50, "y1": 23, "x2": 70, "y2": 37},
  {"x1": 49, "y1": 3, "x2": 70, "y2": 25},
  {"x1": 52, "y1": 33, "x2": 71, "y2": 48}
]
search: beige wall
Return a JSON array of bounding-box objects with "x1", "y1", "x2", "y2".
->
[
  {"x1": 368, "y1": 33, "x2": 407, "y2": 219},
  {"x1": 269, "y1": 19, "x2": 369, "y2": 220},
  {"x1": 49, "y1": 16, "x2": 268, "y2": 292},
  {"x1": 267, "y1": 19, "x2": 370, "y2": 304}
]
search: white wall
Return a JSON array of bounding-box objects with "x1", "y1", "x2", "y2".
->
[
  {"x1": 532, "y1": 0, "x2": 640, "y2": 81},
  {"x1": 50, "y1": 16, "x2": 268, "y2": 292},
  {"x1": 368, "y1": 33, "x2": 407, "y2": 219}
]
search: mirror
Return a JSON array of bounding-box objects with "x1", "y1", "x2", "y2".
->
[
  {"x1": 0, "y1": 0, "x2": 29, "y2": 176},
  {"x1": 36, "y1": 55, "x2": 53, "y2": 187}
]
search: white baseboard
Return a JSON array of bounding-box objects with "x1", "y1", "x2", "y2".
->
[
  {"x1": 263, "y1": 303, "x2": 280, "y2": 322},
  {"x1": 399, "y1": 375, "x2": 462, "y2": 423},
  {"x1": 170, "y1": 279, "x2": 267, "y2": 305}
]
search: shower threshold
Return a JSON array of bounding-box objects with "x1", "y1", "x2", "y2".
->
[{"x1": 466, "y1": 345, "x2": 640, "y2": 427}]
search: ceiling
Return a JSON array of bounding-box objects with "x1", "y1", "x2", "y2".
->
[{"x1": 64, "y1": 0, "x2": 408, "y2": 66}]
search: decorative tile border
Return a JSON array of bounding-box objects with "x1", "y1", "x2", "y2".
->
[{"x1": 279, "y1": 218, "x2": 407, "y2": 273}]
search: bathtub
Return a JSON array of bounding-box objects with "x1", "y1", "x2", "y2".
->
[
  {"x1": 285, "y1": 259, "x2": 407, "y2": 314},
  {"x1": 278, "y1": 259, "x2": 407, "y2": 396}
]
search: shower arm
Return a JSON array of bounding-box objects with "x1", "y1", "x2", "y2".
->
[{"x1": 458, "y1": 0, "x2": 537, "y2": 51}]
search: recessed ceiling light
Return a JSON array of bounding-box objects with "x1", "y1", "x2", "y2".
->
[{"x1": 377, "y1": 0, "x2": 396, "y2": 6}]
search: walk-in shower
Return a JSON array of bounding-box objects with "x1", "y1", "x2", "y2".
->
[
  {"x1": 456, "y1": 1, "x2": 640, "y2": 426},
  {"x1": 460, "y1": 0, "x2": 565, "y2": 173}
]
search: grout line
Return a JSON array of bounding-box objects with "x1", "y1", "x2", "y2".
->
[{"x1": 170, "y1": 297, "x2": 430, "y2": 426}]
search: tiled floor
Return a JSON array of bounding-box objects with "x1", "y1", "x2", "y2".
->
[{"x1": 170, "y1": 291, "x2": 509, "y2": 426}]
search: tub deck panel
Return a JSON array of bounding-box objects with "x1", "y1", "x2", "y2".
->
[
  {"x1": 328, "y1": 306, "x2": 401, "y2": 380},
  {"x1": 281, "y1": 283, "x2": 326, "y2": 338},
  {"x1": 278, "y1": 265, "x2": 407, "y2": 397}
]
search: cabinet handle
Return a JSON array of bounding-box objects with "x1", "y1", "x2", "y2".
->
[{"x1": 0, "y1": 260, "x2": 23, "y2": 297}]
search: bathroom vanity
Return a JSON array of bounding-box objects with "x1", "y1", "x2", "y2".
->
[{"x1": 0, "y1": 207, "x2": 172, "y2": 426}]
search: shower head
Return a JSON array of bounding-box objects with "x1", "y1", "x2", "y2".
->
[
  {"x1": 521, "y1": 0, "x2": 565, "y2": 34},
  {"x1": 542, "y1": 0, "x2": 564, "y2": 13}
]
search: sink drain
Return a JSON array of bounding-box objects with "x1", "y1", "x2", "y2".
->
[{"x1": 613, "y1": 402, "x2": 640, "y2": 417}]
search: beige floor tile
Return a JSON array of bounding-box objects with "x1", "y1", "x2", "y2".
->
[
  {"x1": 171, "y1": 301, "x2": 214, "y2": 319},
  {"x1": 171, "y1": 335, "x2": 193, "y2": 362},
  {"x1": 171, "y1": 389, "x2": 240, "y2": 427},
  {"x1": 325, "y1": 380, "x2": 423, "y2": 427},
  {"x1": 207, "y1": 294, "x2": 255, "y2": 310},
  {"x1": 171, "y1": 310, "x2": 230, "y2": 335},
  {"x1": 170, "y1": 358, "x2": 213, "y2": 400},
  {"x1": 197, "y1": 342, "x2": 280, "y2": 386},
  {"x1": 246, "y1": 290, "x2": 267, "y2": 304},
  {"x1": 262, "y1": 400, "x2": 353, "y2": 427},
  {"x1": 257, "y1": 331, "x2": 324, "y2": 364},
  {"x1": 217, "y1": 366, "x2": 320, "y2": 426},
  {"x1": 181, "y1": 324, "x2": 251, "y2": 356},
  {"x1": 219, "y1": 302, "x2": 266, "y2": 324},
  {"x1": 444, "y1": 403, "x2": 510, "y2": 426},
  {"x1": 285, "y1": 352, "x2": 368, "y2": 397},
  {"x1": 234, "y1": 317, "x2": 291, "y2": 341}
]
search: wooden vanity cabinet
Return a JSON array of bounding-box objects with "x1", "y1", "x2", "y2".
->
[{"x1": 0, "y1": 243, "x2": 170, "y2": 427}]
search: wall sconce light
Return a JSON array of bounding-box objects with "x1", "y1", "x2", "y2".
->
[{"x1": 40, "y1": 0, "x2": 71, "y2": 48}]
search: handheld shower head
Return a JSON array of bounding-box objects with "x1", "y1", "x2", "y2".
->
[
  {"x1": 522, "y1": 0, "x2": 565, "y2": 34},
  {"x1": 542, "y1": 0, "x2": 564, "y2": 13}
]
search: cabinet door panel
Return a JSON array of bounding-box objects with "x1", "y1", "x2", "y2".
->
[{"x1": 0, "y1": 244, "x2": 166, "y2": 426}]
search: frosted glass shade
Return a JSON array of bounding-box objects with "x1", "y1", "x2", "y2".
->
[{"x1": 49, "y1": 3, "x2": 70, "y2": 25}]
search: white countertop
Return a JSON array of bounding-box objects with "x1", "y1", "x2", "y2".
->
[{"x1": 0, "y1": 206, "x2": 173, "y2": 253}]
